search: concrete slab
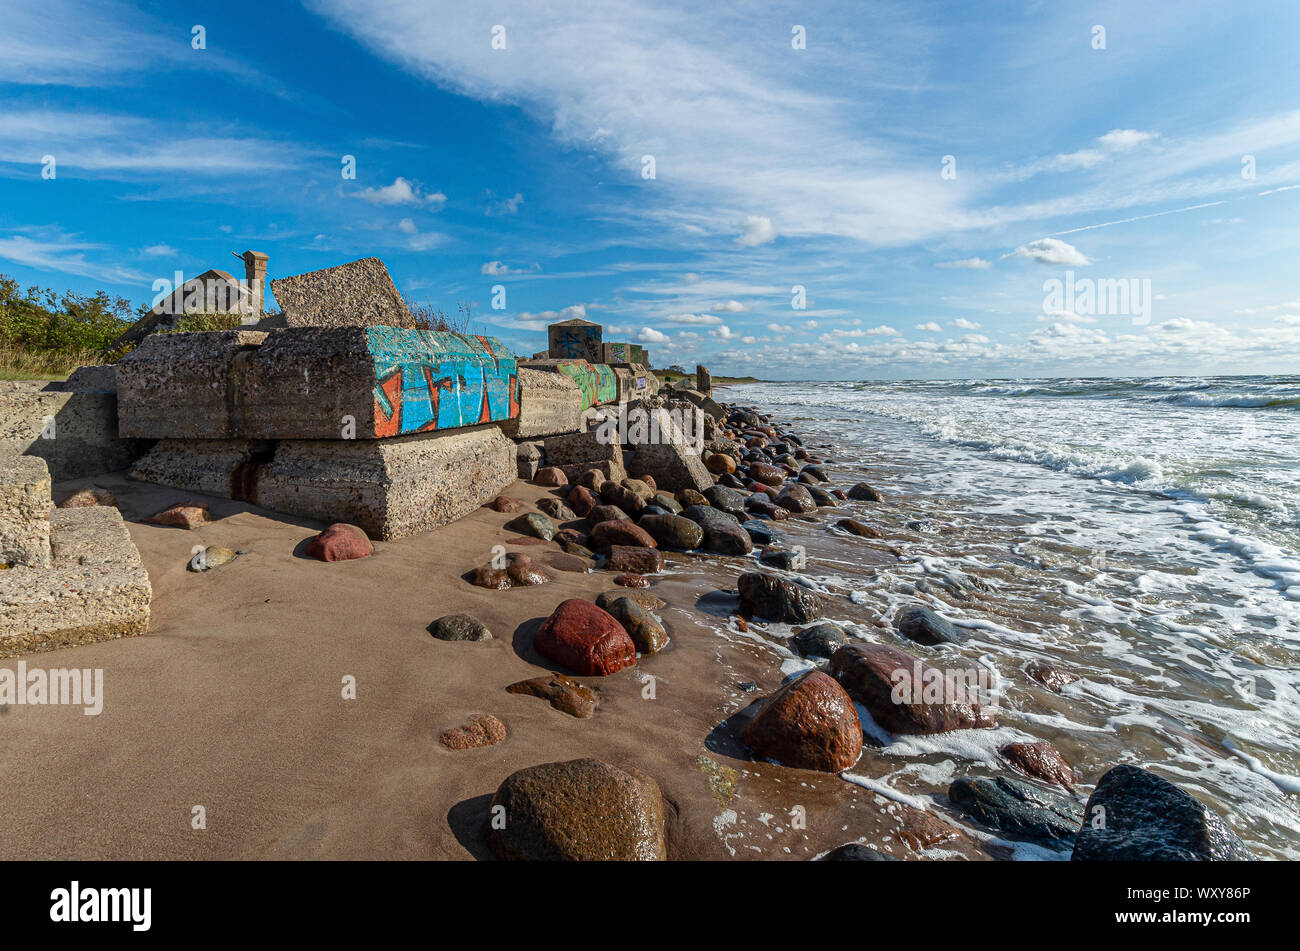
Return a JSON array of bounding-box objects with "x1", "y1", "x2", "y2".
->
[
  {"x1": 254, "y1": 427, "x2": 515, "y2": 539},
  {"x1": 0, "y1": 454, "x2": 52, "y2": 568},
  {"x1": 115, "y1": 330, "x2": 268, "y2": 439},
  {"x1": 0, "y1": 380, "x2": 147, "y2": 480},
  {"x1": 499, "y1": 367, "x2": 582, "y2": 439},
  {"x1": 0, "y1": 506, "x2": 151, "y2": 656},
  {"x1": 522, "y1": 359, "x2": 617, "y2": 411},
  {"x1": 117, "y1": 327, "x2": 518, "y2": 440},
  {"x1": 271, "y1": 257, "x2": 414, "y2": 329}
]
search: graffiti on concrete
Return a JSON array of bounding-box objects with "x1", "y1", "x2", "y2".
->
[{"x1": 369, "y1": 328, "x2": 518, "y2": 436}]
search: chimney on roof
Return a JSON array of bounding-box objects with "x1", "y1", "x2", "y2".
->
[{"x1": 236, "y1": 250, "x2": 269, "y2": 317}]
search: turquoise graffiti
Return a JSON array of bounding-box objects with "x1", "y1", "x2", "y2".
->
[{"x1": 368, "y1": 327, "x2": 519, "y2": 436}]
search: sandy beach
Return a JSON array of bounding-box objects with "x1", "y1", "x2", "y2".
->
[{"x1": 1, "y1": 449, "x2": 983, "y2": 861}]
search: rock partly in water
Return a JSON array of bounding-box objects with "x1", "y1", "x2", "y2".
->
[
  {"x1": 847, "y1": 482, "x2": 883, "y2": 502},
  {"x1": 791, "y1": 623, "x2": 848, "y2": 660},
  {"x1": 741, "y1": 520, "x2": 783, "y2": 546},
  {"x1": 948, "y1": 775, "x2": 1082, "y2": 848},
  {"x1": 487, "y1": 758, "x2": 667, "y2": 861},
  {"x1": 775, "y1": 484, "x2": 816, "y2": 514},
  {"x1": 1026, "y1": 660, "x2": 1079, "y2": 693},
  {"x1": 999, "y1": 741, "x2": 1076, "y2": 791},
  {"x1": 895, "y1": 604, "x2": 962, "y2": 646},
  {"x1": 1072, "y1": 765, "x2": 1255, "y2": 861},
  {"x1": 605, "y1": 545, "x2": 664, "y2": 574},
  {"x1": 836, "y1": 518, "x2": 881, "y2": 538},
  {"x1": 738, "y1": 572, "x2": 822, "y2": 623},
  {"x1": 830, "y1": 642, "x2": 996, "y2": 734},
  {"x1": 429, "y1": 613, "x2": 493, "y2": 641},
  {"x1": 596, "y1": 589, "x2": 665, "y2": 612},
  {"x1": 739, "y1": 670, "x2": 863, "y2": 772}
]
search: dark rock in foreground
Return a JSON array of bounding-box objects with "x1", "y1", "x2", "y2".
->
[
  {"x1": 1072, "y1": 765, "x2": 1255, "y2": 861},
  {"x1": 487, "y1": 758, "x2": 667, "y2": 860},
  {"x1": 948, "y1": 775, "x2": 1082, "y2": 847},
  {"x1": 738, "y1": 572, "x2": 822, "y2": 623},
  {"x1": 895, "y1": 604, "x2": 962, "y2": 646},
  {"x1": 506, "y1": 673, "x2": 597, "y2": 718}
]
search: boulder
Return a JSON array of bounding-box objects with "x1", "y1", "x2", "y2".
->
[
  {"x1": 590, "y1": 520, "x2": 658, "y2": 553},
  {"x1": 759, "y1": 547, "x2": 804, "y2": 570},
  {"x1": 739, "y1": 671, "x2": 863, "y2": 772},
  {"x1": 696, "y1": 514, "x2": 754, "y2": 556},
  {"x1": 999, "y1": 741, "x2": 1076, "y2": 790},
  {"x1": 305, "y1": 522, "x2": 373, "y2": 561},
  {"x1": 512, "y1": 512, "x2": 556, "y2": 541},
  {"x1": 948, "y1": 776, "x2": 1082, "y2": 847},
  {"x1": 738, "y1": 572, "x2": 822, "y2": 623},
  {"x1": 626, "y1": 441, "x2": 713, "y2": 493},
  {"x1": 1026, "y1": 660, "x2": 1078, "y2": 693},
  {"x1": 740, "y1": 520, "x2": 783, "y2": 546},
  {"x1": 829, "y1": 642, "x2": 996, "y2": 735},
  {"x1": 605, "y1": 545, "x2": 664, "y2": 574},
  {"x1": 537, "y1": 497, "x2": 577, "y2": 521},
  {"x1": 1071, "y1": 765, "x2": 1254, "y2": 861},
  {"x1": 534, "y1": 599, "x2": 637, "y2": 676},
  {"x1": 675, "y1": 488, "x2": 709, "y2": 508},
  {"x1": 429, "y1": 614, "x2": 492, "y2": 641},
  {"x1": 487, "y1": 759, "x2": 667, "y2": 861},
  {"x1": 775, "y1": 484, "x2": 816, "y2": 514},
  {"x1": 506, "y1": 673, "x2": 598, "y2": 718},
  {"x1": 748, "y1": 462, "x2": 784, "y2": 486},
  {"x1": 566, "y1": 484, "x2": 599, "y2": 517},
  {"x1": 603, "y1": 596, "x2": 668, "y2": 654},
  {"x1": 704, "y1": 485, "x2": 747, "y2": 518},
  {"x1": 791, "y1": 623, "x2": 848, "y2": 660},
  {"x1": 599, "y1": 480, "x2": 646, "y2": 515},
  {"x1": 836, "y1": 518, "x2": 881, "y2": 538},
  {"x1": 148, "y1": 502, "x2": 212, "y2": 531},
  {"x1": 586, "y1": 504, "x2": 630, "y2": 528},
  {"x1": 637, "y1": 514, "x2": 703, "y2": 550},
  {"x1": 596, "y1": 589, "x2": 665, "y2": 612},
  {"x1": 895, "y1": 605, "x2": 962, "y2": 646},
  {"x1": 534, "y1": 466, "x2": 567, "y2": 487},
  {"x1": 848, "y1": 482, "x2": 883, "y2": 502},
  {"x1": 440, "y1": 713, "x2": 507, "y2": 750},
  {"x1": 488, "y1": 495, "x2": 522, "y2": 513}
]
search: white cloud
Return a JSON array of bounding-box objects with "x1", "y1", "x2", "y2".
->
[
  {"x1": 936, "y1": 257, "x2": 992, "y2": 269},
  {"x1": 915, "y1": 321, "x2": 943, "y2": 332},
  {"x1": 665, "y1": 313, "x2": 722, "y2": 325},
  {"x1": 865, "y1": 325, "x2": 900, "y2": 336},
  {"x1": 486, "y1": 192, "x2": 524, "y2": 216},
  {"x1": 638, "y1": 327, "x2": 671, "y2": 343},
  {"x1": 735, "y1": 215, "x2": 776, "y2": 247},
  {"x1": 714, "y1": 299, "x2": 747, "y2": 312},
  {"x1": 711, "y1": 324, "x2": 733, "y2": 339},
  {"x1": 354, "y1": 176, "x2": 446, "y2": 207},
  {"x1": 507, "y1": 303, "x2": 588, "y2": 331},
  {"x1": 950, "y1": 317, "x2": 981, "y2": 330},
  {"x1": 803, "y1": 319, "x2": 819, "y2": 329},
  {"x1": 766, "y1": 322, "x2": 793, "y2": 332},
  {"x1": 1053, "y1": 129, "x2": 1158, "y2": 170},
  {"x1": 397, "y1": 218, "x2": 417, "y2": 234},
  {"x1": 1002, "y1": 237, "x2": 1091, "y2": 266},
  {"x1": 140, "y1": 243, "x2": 177, "y2": 256}
]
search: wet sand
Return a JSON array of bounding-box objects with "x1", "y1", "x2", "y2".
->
[{"x1": 0, "y1": 467, "x2": 985, "y2": 861}]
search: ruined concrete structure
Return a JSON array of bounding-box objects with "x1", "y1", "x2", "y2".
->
[
  {"x1": 0, "y1": 253, "x2": 712, "y2": 655},
  {"x1": 0, "y1": 455, "x2": 151, "y2": 656}
]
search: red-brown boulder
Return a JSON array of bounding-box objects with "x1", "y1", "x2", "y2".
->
[
  {"x1": 829, "y1": 642, "x2": 996, "y2": 735},
  {"x1": 999, "y1": 740, "x2": 1076, "y2": 790},
  {"x1": 605, "y1": 546, "x2": 664, "y2": 574},
  {"x1": 534, "y1": 466, "x2": 568, "y2": 487},
  {"x1": 566, "y1": 484, "x2": 599, "y2": 517},
  {"x1": 589, "y1": 520, "x2": 658, "y2": 553},
  {"x1": 534, "y1": 598, "x2": 637, "y2": 676},
  {"x1": 305, "y1": 523, "x2": 373, "y2": 562},
  {"x1": 739, "y1": 671, "x2": 863, "y2": 772}
]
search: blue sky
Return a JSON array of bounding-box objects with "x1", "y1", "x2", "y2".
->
[{"x1": 2, "y1": 0, "x2": 1299, "y2": 380}]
